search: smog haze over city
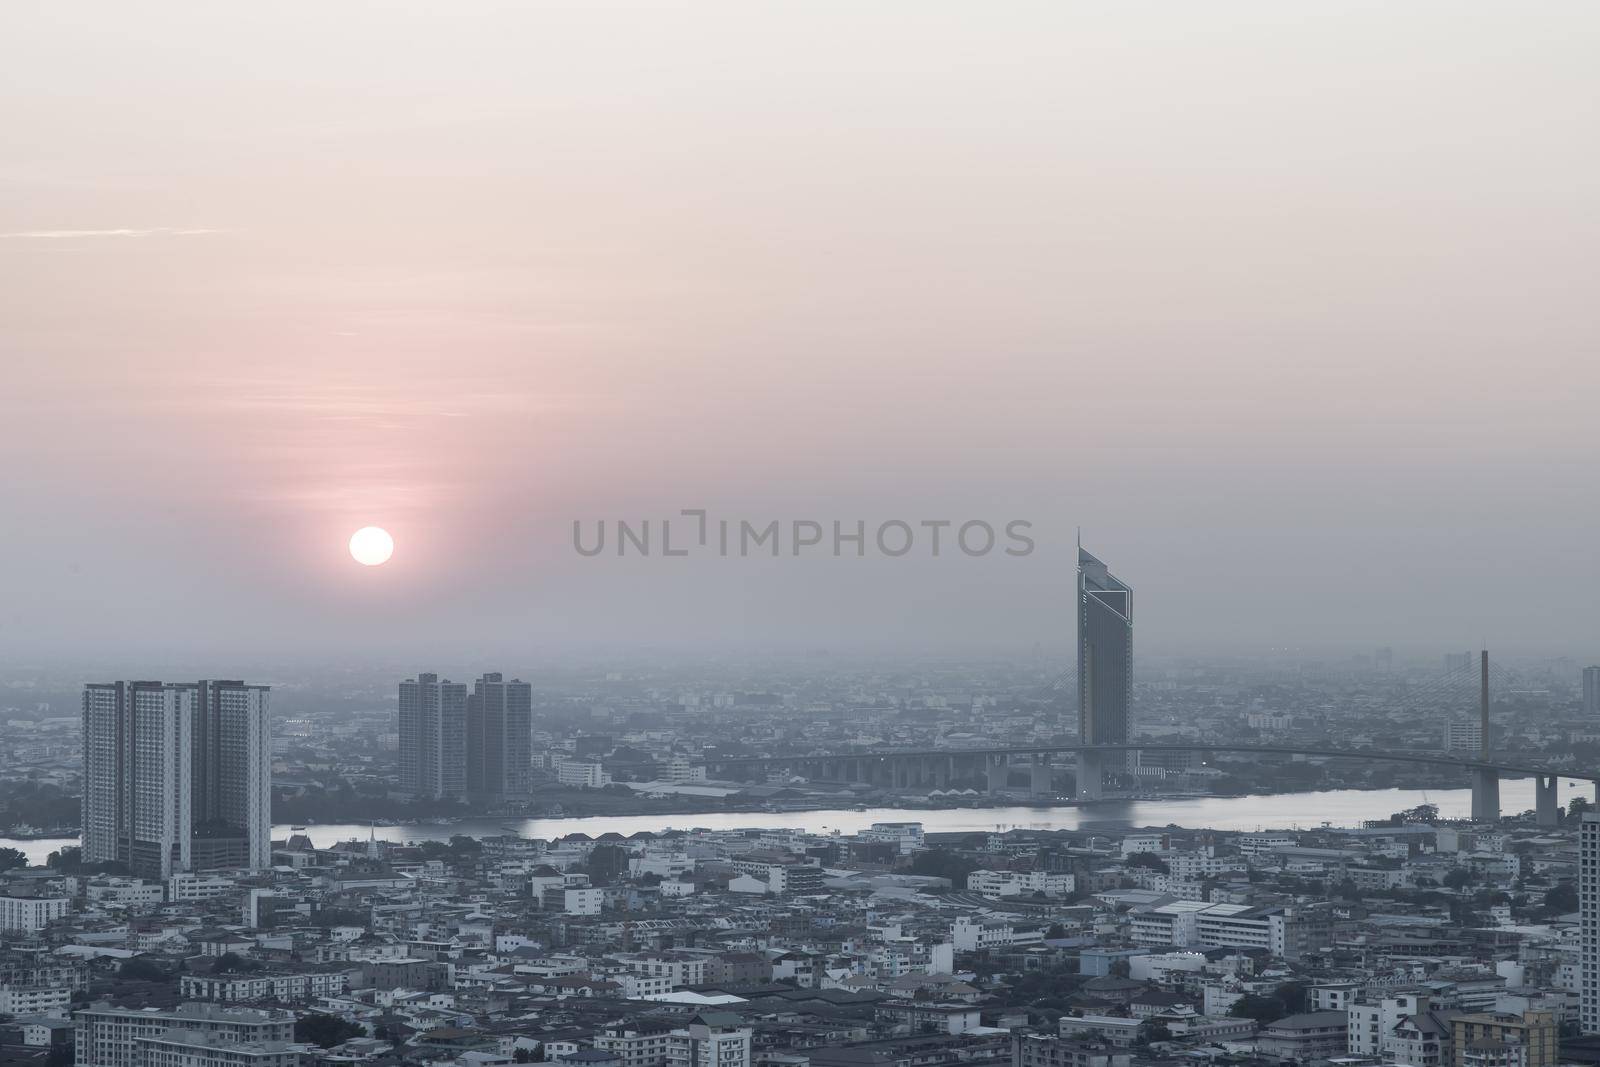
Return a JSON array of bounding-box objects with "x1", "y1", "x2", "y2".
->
[{"x1": 3, "y1": 3, "x2": 1598, "y2": 667}]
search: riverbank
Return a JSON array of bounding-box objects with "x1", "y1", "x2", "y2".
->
[{"x1": 4, "y1": 776, "x2": 1585, "y2": 866}]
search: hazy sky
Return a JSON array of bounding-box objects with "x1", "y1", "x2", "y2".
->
[{"x1": 2, "y1": 2, "x2": 1596, "y2": 660}]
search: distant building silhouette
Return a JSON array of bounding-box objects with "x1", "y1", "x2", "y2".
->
[
  {"x1": 467, "y1": 672, "x2": 532, "y2": 799},
  {"x1": 81, "y1": 680, "x2": 270, "y2": 879},
  {"x1": 398, "y1": 673, "x2": 466, "y2": 800},
  {"x1": 1443, "y1": 718, "x2": 1483, "y2": 753},
  {"x1": 1078, "y1": 546, "x2": 1133, "y2": 754},
  {"x1": 1585, "y1": 666, "x2": 1600, "y2": 717}
]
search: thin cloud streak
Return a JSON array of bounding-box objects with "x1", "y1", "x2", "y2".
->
[{"x1": 1, "y1": 227, "x2": 225, "y2": 238}]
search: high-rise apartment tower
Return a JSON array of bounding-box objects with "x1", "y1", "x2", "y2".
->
[
  {"x1": 81, "y1": 680, "x2": 270, "y2": 879},
  {"x1": 466, "y1": 672, "x2": 532, "y2": 799},
  {"x1": 398, "y1": 673, "x2": 466, "y2": 800}
]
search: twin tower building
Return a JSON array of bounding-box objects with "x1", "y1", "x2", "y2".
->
[
  {"x1": 81, "y1": 680, "x2": 271, "y2": 879},
  {"x1": 78, "y1": 671, "x2": 530, "y2": 880},
  {"x1": 399, "y1": 673, "x2": 532, "y2": 801}
]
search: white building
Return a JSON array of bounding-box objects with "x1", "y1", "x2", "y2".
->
[
  {"x1": 666, "y1": 1013, "x2": 751, "y2": 1067},
  {"x1": 966, "y1": 870, "x2": 1075, "y2": 898},
  {"x1": 75, "y1": 1002, "x2": 296, "y2": 1067},
  {"x1": 135, "y1": 1029, "x2": 302, "y2": 1067},
  {"x1": 1120, "y1": 833, "x2": 1167, "y2": 856},
  {"x1": 86, "y1": 879, "x2": 166, "y2": 907},
  {"x1": 0, "y1": 986, "x2": 72, "y2": 1015},
  {"x1": 1348, "y1": 991, "x2": 1432, "y2": 1056},
  {"x1": 595, "y1": 1022, "x2": 676, "y2": 1067},
  {"x1": 168, "y1": 874, "x2": 237, "y2": 901},
  {"x1": 1129, "y1": 900, "x2": 1214, "y2": 947},
  {"x1": 661, "y1": 756, "x2": 708, "y2": 783},
  {"x1": 617, "y1": 952, "x2": 708, "y2": 989},
  {"x1": 556, "y1": 759, "x2": 611, "y2": 789},
  {"x1": 858, "y1": 823, "x2": 925, "y2": 854},
  {"x1": 543, "y1": 887, "x2": 604, "y2": 915},
  {"x1": 0, "y1": 894, "x2": 69, "y2": 932},
  {"x1": 951, "y1": 916, "x2": 1043, "y2": 952},
  {"x1": 1445, "y1": 720, "x2": 1484, "y2": 753}
]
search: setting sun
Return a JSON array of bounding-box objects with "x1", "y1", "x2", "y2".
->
[{"x1": 349, "y1": 526, "x2": 394, "y2": 566}]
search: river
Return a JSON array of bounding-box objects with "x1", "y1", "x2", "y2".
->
[{"x1": 6, "y1": 776, "x2": 1587, "y2": 866}]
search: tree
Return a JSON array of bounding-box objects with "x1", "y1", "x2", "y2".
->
[
  {"x1": 1138, "y1": 1020, "x2": 1173, "y2": 1045},
  {"x1": 46, "y1": 847, "x2": 82, "y2": 871},
  {"x1": 1443, "y1": 868, "x2": 1476, "y2": 890},
  {"x1": 1230, "y1": 993, "x2": 1288, "y2": 1024},
  {"x1": 118, "y1": 957, "x2": 170, "y2": 981},
  {"x1": 1126, "y1": 852, "x2": 1169, "y2": 874},
  {"x1": 1389, "y1": 803, "x2": 1438, "y2": 825},
  {"x1": 213, "y1": 952, "x2": 260, "y2": 974},
  {"x1": 1108, "y1": 959, "x2": 1131, "y2": 979},
  {"x1": 908, "y1": 848, "x2": 978, "y2": 886},
  {"x1": 0, "y1": 847, "x2": 27, "y2": 872},
  {"x1": 1570, "y1": 796, "x2": 1592, "y2": 819},
  {"x1": 1544, "y1": 882, "x2": 1578, "y2": 913},
  {"x1": 586, "y1": 844, "x2": 628, "y2": 885},
  {"x1": 294, "y1": 1014, "x2": 362, "y2": 1048},
  {"x1": 1275, "y1": 981, "x2": 1308, "y2": 1016},
  {"x1": 1006, "y1": 961, "x2": 1085, "y2": 1008}
]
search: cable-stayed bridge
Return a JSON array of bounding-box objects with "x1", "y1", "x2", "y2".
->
[{"x1": 706, "y1": 654, "x2": 1580, "y2": 825}]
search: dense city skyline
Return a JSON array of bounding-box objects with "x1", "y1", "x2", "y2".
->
[{"x1": 4, "y1": 6, "x2": 1600, "y2": 1067}]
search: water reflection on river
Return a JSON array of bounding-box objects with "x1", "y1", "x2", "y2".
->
[{"x1": 5, "y1": 777, "x2": 1587, "y2": 864}]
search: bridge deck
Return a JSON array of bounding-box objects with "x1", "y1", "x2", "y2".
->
[{"x1": 705, "y1": 743, "x2": 1593, "y2": 782}]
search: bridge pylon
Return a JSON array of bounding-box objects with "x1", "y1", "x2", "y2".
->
[{"x1": 986, "y1": 757, "x2": 1010, "y2": 795}]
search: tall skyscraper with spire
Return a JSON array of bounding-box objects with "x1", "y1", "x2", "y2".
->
[{"x1": 1078, "y1": 546, "x2": 1133, "y2": 752}]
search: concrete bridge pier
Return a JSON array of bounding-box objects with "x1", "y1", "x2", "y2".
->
[
  {"x1": 1470, "y1": 766, "x2": 1500, "y2": 822},
  {"x1": 1536, "y1": 775, "x2": 1560, "y2": 826},
  {"x1": 1030, "y1": 760, "x2": 1052, "y2": 798},
  {"x1": 1077, "y1": 749, "x2": 1105, "y2": 801},
  {"x1": 986, "y1": 757, "x2": 1011, "y2": 794}
]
